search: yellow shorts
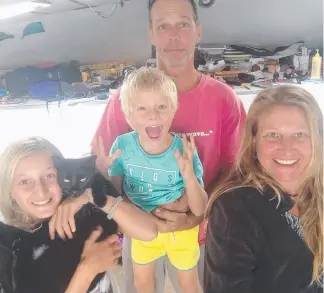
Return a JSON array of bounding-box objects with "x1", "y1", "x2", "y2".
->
[{"x1": 131, "y1": 226, "x2": 200, "y2": 271}]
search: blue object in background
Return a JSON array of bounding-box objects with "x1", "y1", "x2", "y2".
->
[
  {"x1": 22, "y1": 22, "x2": 45, "y2": 39},
  {"x1": 0, "y1": 32, "x2": 14, "y2": 41},
  {"x1": 0, "y1": 89, "x2": 8, "y2": 97},
  {"x1": 29, "y1": 81, "x2": 61, "y2": 101}
]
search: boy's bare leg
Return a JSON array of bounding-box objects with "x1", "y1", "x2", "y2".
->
[
  {"x1": 122, "y1": 236, "x2": 167, "y2": 293},
  {"x1": 133, "y1": 261, "x2": 156, "y2": 293},
  {"x1": 177, "y1": 266, "x2": 202, "y2": 293}
]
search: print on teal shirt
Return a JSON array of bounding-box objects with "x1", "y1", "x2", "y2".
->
[{"x1": 109, "y1": 132, "x2": 204, "y2": 212}]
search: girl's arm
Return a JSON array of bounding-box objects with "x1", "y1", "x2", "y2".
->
[
  {"x1": 65, "y1": 229, "x2": 121, "y2": 293},
  {"x1": 65, "y1": 263, "x2": 94, "y2": 293},
  {"x1": 101, "y1": 175, "x2": 158, "y2": 241},
  {"x1": 101, "y1": 196, "x2": 158, "y2": 241},
  {"x1": 49, "y1": 187, "x2": 157, "y2": 242}
]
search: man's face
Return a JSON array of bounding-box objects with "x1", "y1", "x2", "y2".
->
[{"x1": 149, "y1": 0, "x2": 202, "y2": 70}]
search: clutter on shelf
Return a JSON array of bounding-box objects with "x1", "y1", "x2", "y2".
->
[
  {"x1": 0, "y1": 60, "x2": 137, "y2": 105},
  {"x1": 0, "y1": 40, "x2": 322, "y2": 106},
  {"x1": 196, "y1": 41, "x2": 323, "y2": 92}
]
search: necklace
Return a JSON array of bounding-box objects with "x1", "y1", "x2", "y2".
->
[{"x1": 31, "y1": 222, "x2": 43, "y2": 233}]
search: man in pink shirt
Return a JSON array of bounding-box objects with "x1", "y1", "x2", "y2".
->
[{"x1": 92, "y1": 0, "x2": 246, "y2": 292}]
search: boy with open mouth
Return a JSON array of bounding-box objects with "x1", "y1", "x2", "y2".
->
[{"x1": 94, "y1": 67, "x2": 208, "y2": 293}]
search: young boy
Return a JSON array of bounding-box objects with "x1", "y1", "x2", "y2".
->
[{"x1": 95, "y1": 67, "x2": 207, "y2": 293}]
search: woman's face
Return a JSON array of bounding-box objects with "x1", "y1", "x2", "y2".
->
[
  {"x1": 255, "y1": 104, "x2": 312, "y2": 194},
  {"x1": 10, "y1": 152, "x2": 62, "y2": 221}
]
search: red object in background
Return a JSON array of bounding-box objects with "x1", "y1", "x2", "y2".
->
[{"x1": 37, "y1": 62, "x2": 57, "y2": 68}]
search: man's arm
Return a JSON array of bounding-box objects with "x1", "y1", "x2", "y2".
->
[
  {"x1": 151, "y1": 212, "x2": 202, "y2": 233},
  {"x1": 152, "y1": 195, "x2": 203, "y2": 233}
]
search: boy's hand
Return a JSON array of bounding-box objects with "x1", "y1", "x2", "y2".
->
[
  {"x1": 174, "y1": 134, "x2": 196, "y2": 181},
  {"x1": 92, "y1": 136, "x2": 121, "y2": 175}
]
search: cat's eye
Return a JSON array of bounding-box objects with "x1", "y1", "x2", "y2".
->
[
  {"x1": 64, "y1": 178, "x2": 70, "y2": 183},
  {"x1": 80, "y1": 177, "x2": 87, "y2": 183}
]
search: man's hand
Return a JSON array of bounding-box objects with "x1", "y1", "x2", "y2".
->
[
  {"x1": 152, "y1": 207, "x2": 202, "y2": 233},
  {"x1": 160, "y1": 193, "x2": 189, "y2": 213}
]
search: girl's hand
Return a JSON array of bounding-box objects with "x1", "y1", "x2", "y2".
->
[
  {"x1": 49, "y1": 189, "x2": 92, "y2": 240},
  {"x1": 80, "y1": 227, "x2": 122, "y2": 276}
]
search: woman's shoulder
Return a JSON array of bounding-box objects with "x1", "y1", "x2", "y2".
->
[
  {"x1": 216, "y1": 185, "x2": 291, "y2": 212},
  {"x1": 209, "y1": 185, "x2": 290, "y2": 227},
  {"x1": 208, "y1": 186, "x2": 261, "y2": 222},
  {"x1": 206, "y1": 187, "x2": 263, "y2": 243},
  {"x1": 208, "y1": 185, "x2": 276, "y2": 225},
  {"x1": 214, "y1": 186, "x2": 263, "y2": 209}
]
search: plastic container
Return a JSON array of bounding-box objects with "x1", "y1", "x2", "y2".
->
[{"x1": 310, "y1": 49, "x2": 322, "y2": 80}]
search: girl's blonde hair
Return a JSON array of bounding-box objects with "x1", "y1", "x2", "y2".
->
[
  {"x1": 0, "y1": 136, "x2": 63, "y2": 230},
  {"x1": 206, "y1": 85, "x2": 323, "y2": 285},
  {"x1": 120, "y1": 67, "x2": 178, "y2": 116}
]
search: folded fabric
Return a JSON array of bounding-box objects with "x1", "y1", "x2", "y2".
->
[
  {"x1": 0, "y1": 32, "x2": 14, "y2": 41},
  {"x1": 22, "y1": 22, "x2": 45, "y2": 38}
]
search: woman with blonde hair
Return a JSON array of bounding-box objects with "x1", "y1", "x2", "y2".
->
[
  {"x1": 204, "y1": 85, "x2": 323, "y2": 293},
  {"x1": 0, "y1": 137, "x2": 157, "y2": 293}
]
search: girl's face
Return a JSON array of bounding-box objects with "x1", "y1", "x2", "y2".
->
[{"x1": 10, "y1": 152, "x2": 62, "y2": 221}]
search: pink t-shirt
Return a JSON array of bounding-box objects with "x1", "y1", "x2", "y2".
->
[{"x1": 92, "y1": 74, "x2": 246, "y2": 244}]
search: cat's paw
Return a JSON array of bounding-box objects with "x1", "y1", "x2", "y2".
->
[
  {"x1": 92, "y1": 187, "x2": 108, "y2": 208},
  {"x1": 93, "y1": 195, "x2": 107, "y2": 208}
]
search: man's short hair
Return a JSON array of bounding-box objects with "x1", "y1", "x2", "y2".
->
[{"x1": 148, "y1": 0, "x2": 198, "y2": 23}]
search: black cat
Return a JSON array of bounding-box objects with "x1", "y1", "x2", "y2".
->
[{"x1": 12, "y1": 155, "x2": 121, "y2": 293}]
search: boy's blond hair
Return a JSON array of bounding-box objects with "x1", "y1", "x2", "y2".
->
[{"x1": 120, "y1": 67, "x2": 178, "y2": 116}]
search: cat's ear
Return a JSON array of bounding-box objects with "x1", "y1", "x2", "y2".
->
[
  {"x1": 84, "y1": 155, "x2": 97, "y2": 169},
  {"x1": 52, "y1": 155, "x2": 63, "y2": 168}
]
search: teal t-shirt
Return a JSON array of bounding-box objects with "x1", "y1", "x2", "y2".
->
[{"x1": 108, "y1": 131, "x2": 204, "y2": 212}]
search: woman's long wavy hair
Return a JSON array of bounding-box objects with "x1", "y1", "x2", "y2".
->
[
  {"x1": 0, "y1": 137, "x2": 63, "y2": 231},
  {"x1": 205, "y1": 85, "x2": 323, "y2": 285}
]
